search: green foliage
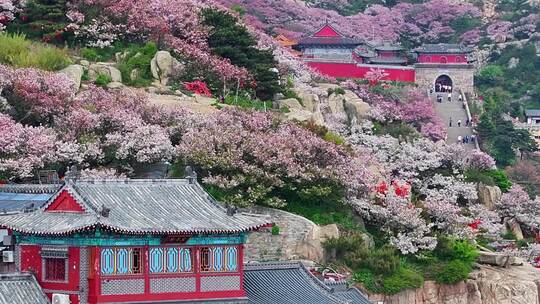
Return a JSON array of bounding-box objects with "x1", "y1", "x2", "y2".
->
[
  {"x1": 465, "y1": 169, "x2": 512, "y2": 192},
  {"x1": 476, "y1": 65, "x2": 504, "y2": 86},
  {"x1": 373, "y1": 121, "x2": 419, "y2": 141},
  {"x1": 80, "y1": 48, "x2": 99, "y2": 61},
  {"x1": 284, "y1": 198, "x2": 361, "y2": 230},
  {"x1": 323, "y1": 132, "x2": 346, "y2": 146},
  {"x1": 220, "y1": 93, "x2": 271, "y2": 111},
  {"x1": 435, "y1": 260, "x2": 471, "y2": 284},
  {"x1": 117, "y1": 42, "x2": 158, "y2": 87},
  {"x1": 0, "y1": 32, "x2": 70, "y2": 71},
  {"x1": 202, "y1": 8, "x2": 281, "y2": 100},
  {"x1": 434, "y1": 237, "x2": 479, "y2": 264},
  {"x1": 7, "y1": 0, "x2": 71, "y2": 43},
  {"x1": 501, "y1": 230, "x2": 517, "y2": 240},
  {"x1": 328, "y1": 87, "x2": 346, "y2": 96},
  {"x1": 94, "y1": 73, "x2": 112, "y2": 87},
  {"x1": 80, "y1": 43, "x2": 128, "y2": 62},
  {"x1": 271, "y1": 225, "x2": 280, "y2": 235},
  {"x1": 382, "y1": 266, "x2": 424, "y2": 294}
]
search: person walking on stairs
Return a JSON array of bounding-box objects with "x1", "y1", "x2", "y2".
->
[{"x1": 457, "y1": 119, "x2": 461, "y2": 127}]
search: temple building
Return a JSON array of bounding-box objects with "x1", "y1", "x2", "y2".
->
[
  {"x1": 290, "y1": 24, "x2": 475, "y2": 92},
  {"x1": 0, "y1": 178, "x2": 372, "y2": 304}
]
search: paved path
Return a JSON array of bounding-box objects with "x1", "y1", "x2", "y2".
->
[{"x1": 430, "y1": 91, "x2": 476, "y2": 150}]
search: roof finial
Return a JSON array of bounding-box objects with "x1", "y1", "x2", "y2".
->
[
  {"x1": 185, "y1": 166, "x2": 197, "y2": 184},
  {"x1": 65, "y1": 165, "x2": 79, "y2": 183},
  {"x1": 99, "y1": 204, "x2": 110, "y2": 217}
]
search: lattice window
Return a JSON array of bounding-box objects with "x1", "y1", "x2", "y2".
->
[
  {"x1": 200, "y1": 246, "x2": 238, "y2": 273},
  {"x1": 44, "y1": 258, "x2": 66, "y2": 281},
  {"x1": 149, "y1": 247, "x2": 192, "y2": 274},
  {"x1": 100, "y1": 248, "x2": 142, "y2": 276}
]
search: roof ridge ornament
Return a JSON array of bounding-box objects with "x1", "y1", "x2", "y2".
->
[
  {"x1": 99, "y1": 204, "x2": 110, "y2": 218},
  {"x1": 64, "y1": 165, "x2": 80, "y2": 183},
  {"x1": 184, "y1": 166, "x2": 197, "y2": 184}
]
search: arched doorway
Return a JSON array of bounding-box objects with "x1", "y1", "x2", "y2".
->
[{"x1": 434, "y1": 75, "x2": 453, "y2": 92}]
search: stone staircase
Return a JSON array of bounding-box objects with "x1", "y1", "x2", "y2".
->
[{"x1": 431, "y1": 91, "x2": 476, "y2": 150}]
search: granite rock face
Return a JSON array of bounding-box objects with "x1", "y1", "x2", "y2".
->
[
  {"x1": 368, "y1": 265, "x2": 540, "y2": 304},
  {"x1": 244, "y1": 206, "x2": 338, "y2": 263},
  {"x1": 88, "y1": 63, "x2": 122, "y2": 83},
  {"x1": 477, "y1": 183, "x2": 502, "y2": 209}
]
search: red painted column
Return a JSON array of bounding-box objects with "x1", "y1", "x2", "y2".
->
[
  {"x1": 195, "y1": 246, "x2": 201, "y2": 293},
  {"x1": 144, "y1": 245, "x2": 150, "y2": 296},
  {"x1": 238, "y1": 244, "x2": 245, "y2": 295},
  {"x1": 87, "y1": 246, "x2": 100, "y2": 304}
]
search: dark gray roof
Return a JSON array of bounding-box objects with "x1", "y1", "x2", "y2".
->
[
  {"x1": 0, "y1": 273, "x2": 49, "y2": 304},
  {"x1": 325, "y1": 281, "x2": 372, "y2": 304},
  {"x1": 525, "y1": 109, "x2": 540, "y2": 117},
  {"x1": 243, "y1": 262, "x2": 372, "y2": 304},
  {"x1": 374, "y1": 44, "x2": 403, "y2": 51},
  {"x1": 0, "y1": 184, "x2": 58, "y2": 215},
  {"x1": 413, "y1": 44, "x2": 472, "y2": 53},
  {"x1": 368, "y1": 57, "x2": 407, "y2": 64},
  {"x1": 0, "y1": 179, "x2": 271, "y2": 235}
]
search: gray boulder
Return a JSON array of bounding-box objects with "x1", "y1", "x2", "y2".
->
[
  {"x1": 150, "y1": 51, "x2": 183, "y2": 86},
  {"x1": 59, "y1": 64, "x2": 84, "y2": 90},
  {"x1": 88, "y1": 63, "x2": 122, "y2": 83}
]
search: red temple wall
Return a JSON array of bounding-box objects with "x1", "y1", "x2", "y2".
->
[
  {"x1": 20, "y1": 245, "x2": 81, "y2": 304},
  {"x1": 417, "y1": 54, "x2": 467, "y2": 64},
  {"x1": 306, "y1": 62, "x2": 415, "y2": 82}
]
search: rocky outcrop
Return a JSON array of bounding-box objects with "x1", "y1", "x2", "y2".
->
[
  {"x1": 368, "y1": 264, "x2": 540, "y2": 304},
  {"x1": 276, "y1": 83, "x2": 370, "y2": 127},
  {"x1": 59, "y1": 64, "x2": 84, "y2": 89},
  {"x1": 477, "y1": 251, "x2": 514, "y2": 267},
  {"x1": 506, "y1": 218, "x2": 524, "y2": 240},
  {"x1": 244, "y1": 206, "x2": 339, "y2": 263},
  {"x1": 147, "y1": 92, "x2": 218, "y2": 114},
  {"x1": 150, "y1": 51, "x2": 183, "y2": 86},
  {"x1": 477, "y1": 183, "x2": 502, "y2": 209},
  {"x1": 88, "y1": 63, "x2": 122, "y2": 83}
]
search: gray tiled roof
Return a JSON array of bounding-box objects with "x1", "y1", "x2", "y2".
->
[
  {"x1": 413, "y1": 43, "x2": 472, "y2": 53},
  {"x1": 0, "y1": 179, "x2": 271, "y2": 235},
  {"x1": 0, "y1": 185, "x2": 58, "y2": 215},
  {"x1": 0, "y1": 273, "x2": 49, "y2": 304},
  {"x1": 243, "y1": 262, "x2": 372, "y2": 304},
  {"x1": 368, "y1": 57, "x2": 407, "y2": 64},
  {"x1": 525, "y1": 109, "x2": 540, "y2": 117}
]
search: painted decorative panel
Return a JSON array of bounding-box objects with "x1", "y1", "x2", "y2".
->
[
  {"x1": 101, "y1": 278, "x2": 145, "y2": 295},
  {"x1": 226, "y1": 247, "x2": 238, "y2": 271},
  {"x1": 149, "y1": 247, "x2": 192, "y2": 274},
  {"x1": 150, "y1": 277, "x2": 196, "y2": 294},
  {"x1": 200, "y1": 246, "x2": 238, "y2": 273},
  {"x1": 200, "y1": 275, "x2": 241, "y2": 292},
  {"x1": 100, "y1": 248, "x2": 142, "y2": 275}
]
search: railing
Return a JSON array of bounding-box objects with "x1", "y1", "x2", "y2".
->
[{"x1": 461, "y1": 89, "x2": 480, "y2": 150}]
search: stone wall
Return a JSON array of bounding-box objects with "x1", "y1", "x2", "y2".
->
[
  {"x1": 244, "y1": 206, "x2": 338, "y2": 263},
  {"x1": 414, "y1": 63, "x2": 475, "y2": 94}
]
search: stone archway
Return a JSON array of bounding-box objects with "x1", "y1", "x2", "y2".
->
[{"x1": 434, "y1": 74, "x2": 453, "y2": 92}]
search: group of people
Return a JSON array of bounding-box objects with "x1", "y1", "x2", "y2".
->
[
  {"x1": 449, "y1": 117, "x2": 470, "y2": 127},
  {"x1": 435, "y1": 83, "x2": 452, "y2": 93},
  {"x1": 457, "y1": 134, "x2": 475, "y2": 144},
  {"x1": 435, "y1": 92, "x2": 463, "y2": 103}
]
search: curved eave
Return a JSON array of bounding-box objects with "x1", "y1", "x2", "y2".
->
[{"x1": 5, "y1": 222, "x2": 272, "y2": 236}]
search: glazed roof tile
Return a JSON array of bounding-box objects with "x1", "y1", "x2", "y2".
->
[
  {"x1": 525, "y1": 109, "x2": 540, "y2": 117},
  {"x1": 243, "y1": 261, "x2": 372, "y2": 304},
  {"x1": 413, "y1": 44, "x2": 472, "y2": 53},
  {"x1": 0, "y1": 273, "x2": 49, "y2": 304},
  {"x1": 368, "y1": 57, "x2": 407, "y2": 64},
  {"x1": 297, "y1": 37, "x2": 363, "y2": 46},
  {"x1": 0, "y1": 184, "x2": 59, "y2": 215},
  {"x1": 0, "y1": 179, "x2": 271, "y2": 235}
]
